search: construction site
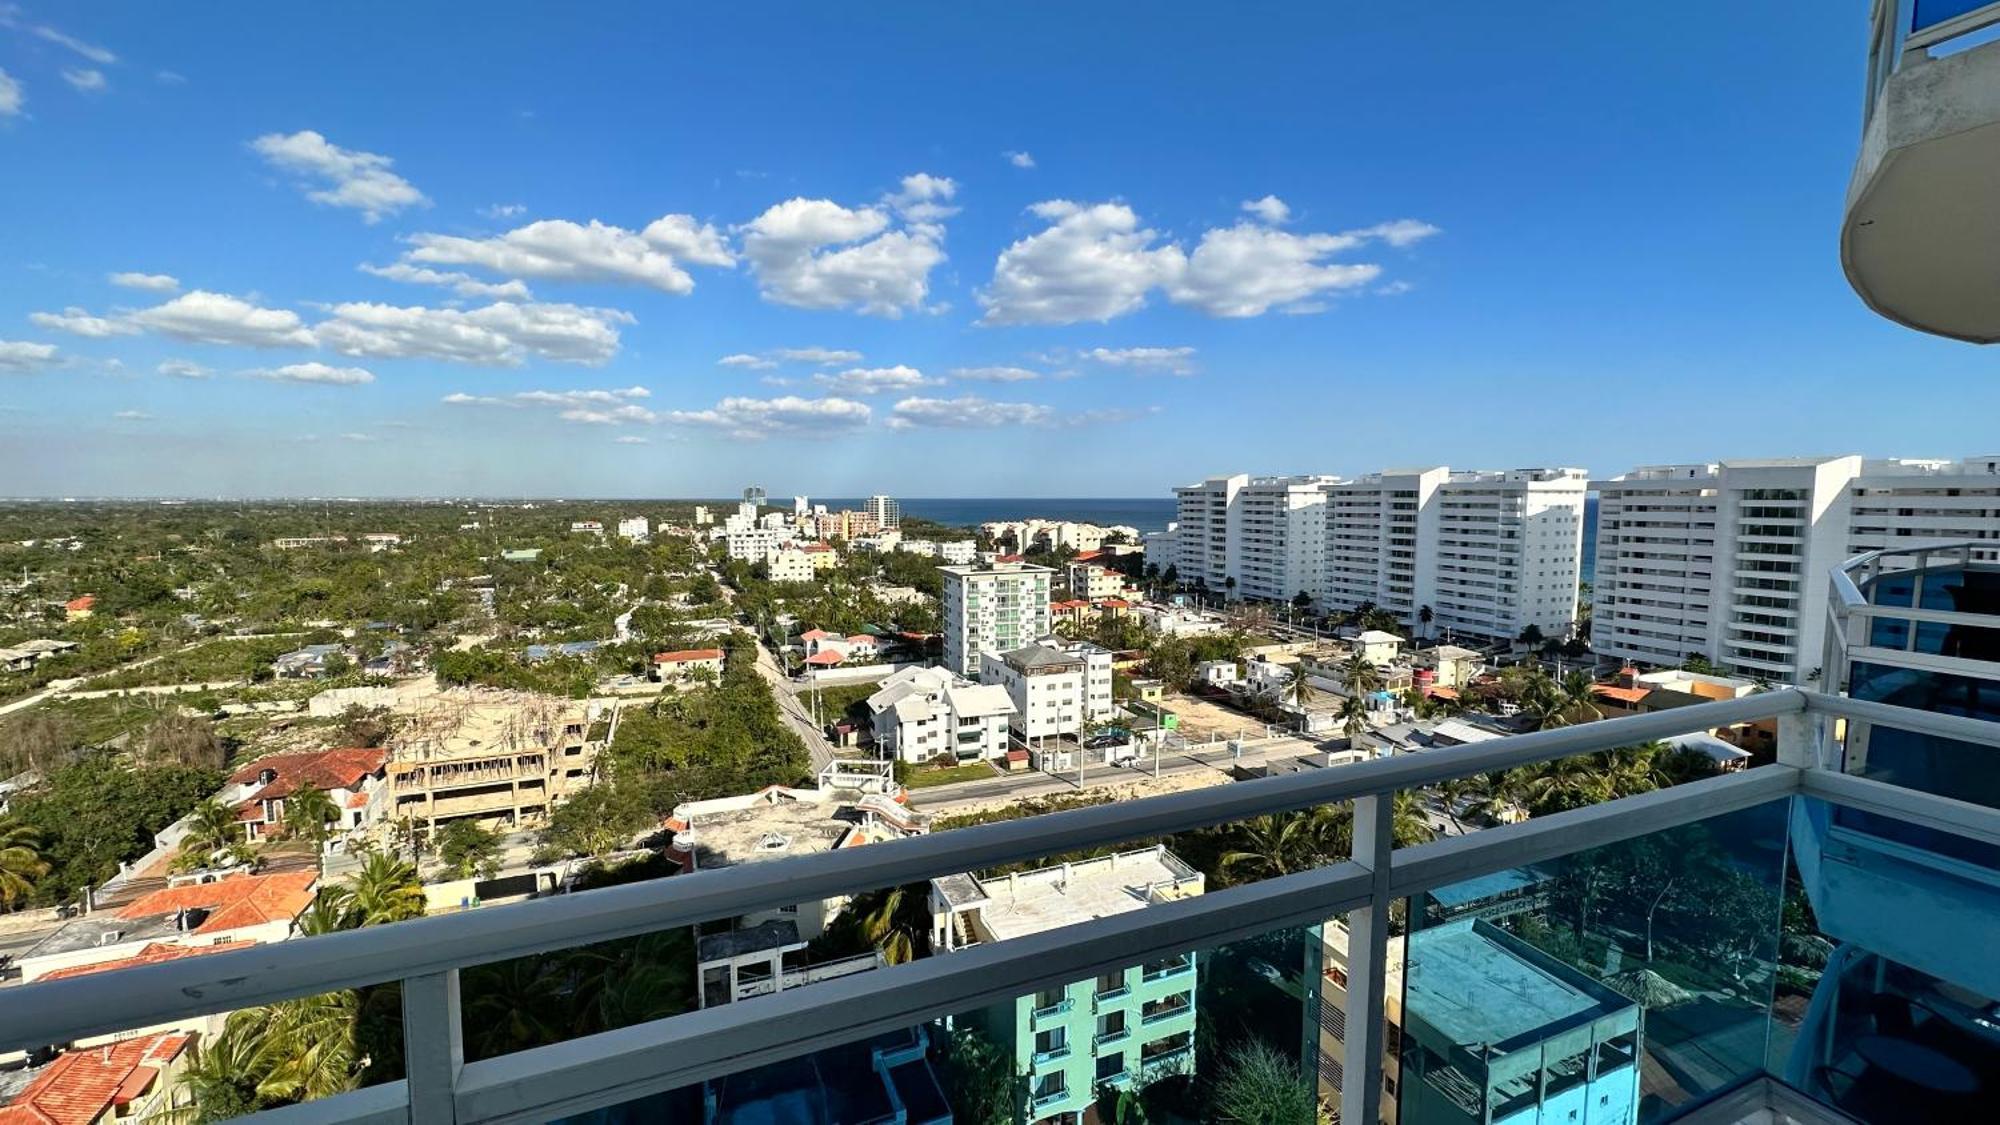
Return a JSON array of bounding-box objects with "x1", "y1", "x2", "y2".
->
[{"x1": 384, "y1": 689, "x2": 606, "y2": 840}]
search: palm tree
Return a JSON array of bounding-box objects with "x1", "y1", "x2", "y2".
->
[
  {"x1": 1391, "y1": 790, "x2": 1437, "y2": 847},
  {"x1": 1338, "y1": 695, "x2": 1371, "y2": 744},
  {"x1": 854, "y1": 883, "x2": 929, "y2": 965},
  {"x1": 167, "y1": 1023, "x2": 269, "y2": 1122},
  {"x1": 0, "y1": 819, "x2": 50, "y2": 910},
  {"x1": 1221, "y1": 810, "x2": 1343, "y2": 881},
  {"x1": 283, "y1": 784, "x2": 340, "y2": 874},
  {"x1": 229, "y1": 992, "x2": 361, "y2": 1104},
  {"x1": 345, "y1": 850, "x2": 425, "y2": 926},
  {"x1": 1418, "y1": 604, "x2": 1435, "y2": 641},
  {"x1": 1340, "y1": 651, "x2": 1382, "y2": 697},
  {"x1": 1285, "y1": 668, "x2": 1317, "y2": 716},
  {"x1": 1560, "y1": 669, "x2": 1602, "y2": 723},
  {"x1": 178, "y1": 799, "x2": 240, "y2": 862}
]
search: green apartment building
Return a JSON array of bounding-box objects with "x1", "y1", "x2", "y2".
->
[{"x1": 930, "y1": 845, "x2": 1204, "y2": 1122}]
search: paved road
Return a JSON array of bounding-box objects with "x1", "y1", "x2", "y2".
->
[{"x1": 750, "y1": 633, "x2": 837, "y2": 771}]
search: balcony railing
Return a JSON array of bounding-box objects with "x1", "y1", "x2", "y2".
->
[{"x1": 6, "y1": 689, "x2": 1998, "y2": 1124}]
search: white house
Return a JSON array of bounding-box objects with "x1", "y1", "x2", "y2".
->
[
  {"x1": 652, "y1": 647, "x2": 726, "y2": 683},
  {"x1": 1352, "y1": 630, "x2": 1405, "y2": 666},
  {"x1": 866, "y1": 666, "x2": 1016, "y2": 764},
  {"x1": 617, "y1": 516, "x2": 650, "y2": 542}
]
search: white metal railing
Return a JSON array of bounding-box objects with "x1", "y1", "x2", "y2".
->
[{"x1": 6, "y1": 691, "x2": 2000, "y2": 1124}]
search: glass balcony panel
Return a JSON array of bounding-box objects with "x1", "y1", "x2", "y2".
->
[
  {"x1": 1399, "y1": 800, "x2": 1791, "y2": 1124},
  {"x1": 541, "y1": 922, "x2": 1327, "y2": 1124}
]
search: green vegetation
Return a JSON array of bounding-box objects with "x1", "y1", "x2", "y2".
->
[
  {"x1": 435, "y1": 819, "x2": 503, "y2": 880},
  {"x1": 4, "y1": 752, "x2": 223, "y2": 906},
  {"x1": 83, "y1": 635, "x2": 326, "y2": 689},
  {"x1": 903, "y1": 761, "x2": 998, "y2": 788}
]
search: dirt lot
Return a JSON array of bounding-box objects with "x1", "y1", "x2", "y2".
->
[{"x1": 1160, "y1": 691, "x2": 1289, "y2": 742}]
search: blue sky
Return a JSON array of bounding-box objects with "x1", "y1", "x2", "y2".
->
[{"x1": 1, "y1": 1, "x2": 1994, "y2": 499}]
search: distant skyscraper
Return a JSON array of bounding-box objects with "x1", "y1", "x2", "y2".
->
[
  {"x1": 940, "y1": 562, "x2": 1053, "y2": 676},
  {"x1": 864, "y1": 495, "x2": 900, "y2": 530},
  {"x1": 794, "y1": 496, "x2": 808, "y2": 516}
]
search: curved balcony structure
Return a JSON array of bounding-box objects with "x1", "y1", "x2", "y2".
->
[{"x1": 1845, "y1": 1, "x2": 2000, "y2": 342}]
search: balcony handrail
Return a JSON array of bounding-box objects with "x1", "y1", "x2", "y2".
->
[
  {"x1": 20, "y1": 692, "x2": 2000, "y2": 1125},
  {"x1": 0, "y1": 691, "x2": 1810, "y2": 1054}
]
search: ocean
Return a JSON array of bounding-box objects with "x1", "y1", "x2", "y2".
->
[{"x1": 817, "y1": 493, "x2": 1599, "y2": 578}]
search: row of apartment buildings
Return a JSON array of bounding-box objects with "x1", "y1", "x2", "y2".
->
[{"x1": 1166, "y1": 467, "x2": 1591, "y2": 645}]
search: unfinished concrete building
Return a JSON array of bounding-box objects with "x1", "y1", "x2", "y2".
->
[{"x1": 385, "y1": 690, "x2": 604, "y2": 839}]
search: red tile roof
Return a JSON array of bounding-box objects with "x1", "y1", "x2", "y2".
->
[
  {"x1": 228, "y1": 747, "x2": 388, "y2": 800},
  {"x1": 997, "y1": 554, "x2": 1025, "y2": 563},
  {"x1": 0, "y1": 1033, "x2": 190, "y2": 1125},
  {"x1": 1097, "y1": 598, "x2": 1131, "y2": 609},
  {"x1": 1072, "y1": 550, "x2": 1105, "y2": 561},
  {"x1": 1592, "y1": 684, "x2": 1651, "y2": 705},
  {"x1": 653, "y1": 647, "x2": 725, "y2": 664},
  {"x1": 38, "y1": 941, "x2": 255, "y2": 982},
  {"x1": 802, "y1": 543, "x2": 834, "y2": 552},
  {"x1": 799, "y1": 628, "x2": 833, "y2": 641},
  {"x1": 844, "y1": 634, "x2": 875, "y2": 645},
  {"x1": 119, "y1": 870, "x2": 318, "y2": 935},
  {"x1": 63, "y1": 595, "x2": 96, "y2": 612},
  {"x1": 805, "y1": 650, "x2": 844, "y2": 666}
]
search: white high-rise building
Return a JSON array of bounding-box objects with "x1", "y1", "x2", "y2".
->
[
  {"x1": 1594, "y1": 454, "x2": 2000, "y2": 683},
  {"x1": 939, "y1": 562, "x2": 1054, "y2": 677},
  {"x1": 1429, "y1": 468, "x2": 1589, "y2": 644},
  {"x1": 1177, "y1": 466, "x2": 1587, "y2": 643},
  {"x1": 1323, "y1": 468, "x2": 1447, "y2": 626},
  {"x1": 1171, "y1": 474, "x2": 1247, "y2": 591},
  {"x1": 1230, "y1": 476, "x2": 1338, "y2": 604},
  {"x1": 616, "y1": 516, "x2": 649, "y2": 542},
  {"x1": 864, "y1": 495, "x2": 901, "y2": 530}
]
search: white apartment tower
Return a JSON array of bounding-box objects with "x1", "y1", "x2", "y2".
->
[
  {"x1": 1430, "y1": 468, "x2": 1589, "y2": 644},
  {"x1": 864, "y1": 495, "x2": 901, "y2": 530},
  {"x1": 1171, "y1": 474, "x2": 1247, "y2": 591},
  {"x1": 939, "y1": 562, "x2": 1055, "y2": 677},
  {"x1": 1323, "y1": 468, "x2": 1447, "y2": 626},
  {"x1": 1595, "y1": 454, "x2": 2000, "y2": 683},
  {"x1": 1229, "y1": 476, "x2": 1337, "y2": 604}
]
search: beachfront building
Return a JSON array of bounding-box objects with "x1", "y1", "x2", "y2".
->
[
  {"x1": 1592, "y1": 454, "x2": 2000, "y2": 681},
  {"x1": 1171, "y1": 474, "x2": 1247, "y2": 592},
  {"x1": 1429, "y1": 468, "x2": 1589, "y2": 644},
  {"x1": 863, "y1": 494, "x2": 901, "y2": 530},
  {"x1": 929, "y1": 845, "x2": 1206, "y2": 1122},
  {"x1": 940, "y1": 561, "x2": 1054, "y2": 677},
  {"x1": 1231, "y1": 475, "x2": 1337, "y2": 604}
]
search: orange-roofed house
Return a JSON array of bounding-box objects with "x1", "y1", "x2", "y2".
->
[
  {"x1": 63, "y1": 595, "x2": 96, "y2": 621},
  {"x1": 117, "y1": 870, "x2": 318, "y2": 941},
  {"x1": 225, "y1": 747, "x2": 390, "y2": 842},
  {"x1": 0, "y1": 1032, "x2": 192, "y2": 1125},
  {"x1": 651, "y1": 647, "x2": 725, "y2": 683},
  {"x1": 804, "y1": 649, "x2": 845, "y2": 668},
  {"x1": 29, "y1": 942, "x2": 253, "y2": 1044}
]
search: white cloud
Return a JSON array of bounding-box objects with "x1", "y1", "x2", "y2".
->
[
  {"x1": 613, "y1": 435, "x2": 649, "y2": 444},
  {"x1": 1241, "y1": 195, "x2": 1290, "y2": 224},
  {"x1": 442, "y1": 386, "x2": 652, "y2": 423},
  {"x1": 719, "y1": 353, "x2": 774, "y2": 370},
  {"x1": 29, "y1": 306, "x2": 138, "y2": 337},
  {"x1": 250, "y1": 130, "x2": 429, "y2": 223},
  {"x1": 404, "y1": 214, "x2": 732, "y2": 293},
  {"x1": 480, "y1": 203, "x2": 526, "y2": 219},
  {"x1": 1375, "y1": 280, "x2": 1414, "y2": 296},
  {"x1": 1082, "y1": 346, "x2": 1197, "y2": 375},
  {"x1": 775, "y1": 346, "x2": 862, "y2": 365},
  {"x1": 1351, "y1": 219, "x2": 1441, "y2": 248},
  {"x1": 812, "y1": 364, "x2": 936, "y2": 395},
  {"x1": 980, "y1": 201, "x2": 1183, "y2": 325},
  {"x1": 664, "y1": 395, "x2": 871, "y2": 440},
  {"x1": 248, "y1": 362, "x2": 376, "y2": 386},
  {"x1": 360, "y1": 262, "x2": 532, "y2": 300},
  {"x1": 888, "y1": 395, "x2": 1154, "y2": 430},
  {"x1": 0, "y1": 339, "x2": 59, "y2": 373},
  {"x1": 157, "y1": 359, "x2": 211, "y2": 379},
  {"x1": 32, "y1": 25, "x2": 117, "y2": 65},
  {"x1": 339, "y1": 432, "x2": 376, "y2": 442},
  {"x1": 0, "y1": 69, "x2": 23, "y2": 118},
  {"x1": 61, "y1": 68, "x2": 105, "y2": 92},
  {"x1": 739, "y1": 174, "x2": 952, "y2": 316},
  {"x1": 113, "y1": 409, "x2": 151, "y2": 420},
  {"x1": 129, "y1": 290, "x2": 316, "y2": 348},
  {"x1": 109, "y1": 271, "x2": 179, "y2": 292},
  {"x1": 951, "y1": 365, "x2": 1041, "y2": 383},
  {"x1": 1167, "y1": 223, "x2": 1380, "y2": 316},
  {"x1": 156, "y1": 70, "x2": 185, "y2": 85},
  {"x1": 313, "y1": 300, "x2": 631, "y2": 366},
  {"x1": 1005, "y1": 151, "x2": 1036, "y2": 169},
  {"x1": 980, "y1": 200, "x2": 1440, "y2": 323}
]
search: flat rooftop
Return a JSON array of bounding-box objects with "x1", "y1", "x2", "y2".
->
[
  {"x1": 670, "y1": 787, "x2": 916, "y2": 870},
  {"x1": 1404, "y1": 918, "x2": 1633, "y2": 1053},
  {"x1": 957, "y1": 845, "x2": 1201, "y2": 941}
]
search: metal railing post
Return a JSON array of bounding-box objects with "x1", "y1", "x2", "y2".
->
[
  {"x1": 1342, "y1": 792, "x2": 1393, "y2": 1125},
  {"x1": 403, "y1": 970, "x2": 464, "y2": 1123}
]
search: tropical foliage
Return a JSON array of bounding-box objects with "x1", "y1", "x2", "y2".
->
[{"x1": 2, "y1": 753, "x2": 221, "y2": 905}]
